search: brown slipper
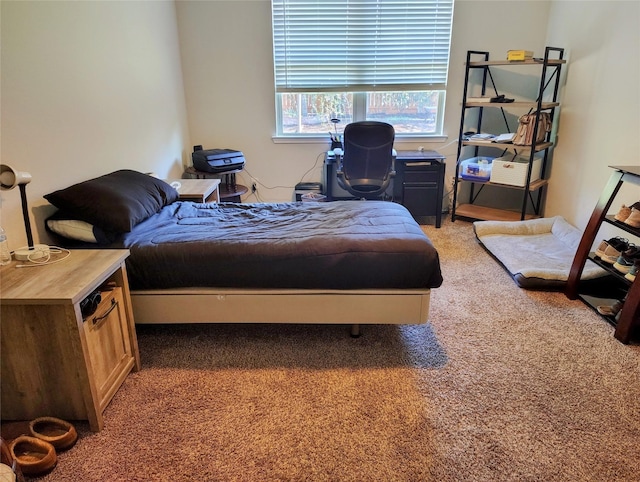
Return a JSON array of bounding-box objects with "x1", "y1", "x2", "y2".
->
[
  {"x1": 9, "y1": 435, "x2": 56, "y2": 476},
  {"x1": 29, "y1": 417, "x2": 78, "y2": 451}
]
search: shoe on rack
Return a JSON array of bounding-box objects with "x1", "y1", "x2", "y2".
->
[
  {"x1": 597, "y1": 300, "x2": 624, "y2": 317},
  {"x1": 623, "y1": 207, "x2": 640, "y2": 229},
  {"x1": 594, "y1": 236, "x2": 628, "y2": 259},
  {"x1": 613, "y1": 245, "x2": 640, "y2": 274},
  {"x1": 614, "y1": 204, "x2": 632, "y2": 222},
  {"x1": 600, "y1": 239, "x2": 631, "y2": 264},
  {"x1": 625, "y1": 259, "x2": 640, "y2": 282}
]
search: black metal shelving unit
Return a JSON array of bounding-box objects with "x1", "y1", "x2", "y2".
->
[{"x1": 452, "y1": 47, "x2": 565, "y2": 222}]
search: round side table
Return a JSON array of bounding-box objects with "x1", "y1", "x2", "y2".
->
[{"x1": 184, "y1": 166, "x2": 248, "y2": 202}]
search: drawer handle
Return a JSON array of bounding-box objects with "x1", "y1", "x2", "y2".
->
[
  {"x1": 92, "y1": 298, "x2": 117, "y2": 326},
  {"x1": 405, "y1": 162, "x2": 432, "y2": 167}
]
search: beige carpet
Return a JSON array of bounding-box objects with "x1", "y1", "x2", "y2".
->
[{"x1": 22, "y1": 218, "x2": 640, "y2": 481}]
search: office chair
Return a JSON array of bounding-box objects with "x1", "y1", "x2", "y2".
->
[{"x1": 335, "y1": 121, "x2": 395, "y2": 200}]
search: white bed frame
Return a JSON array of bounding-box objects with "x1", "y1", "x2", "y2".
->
[{"x1": 130, "y1": 288, "x2": 431, "y2": 336}]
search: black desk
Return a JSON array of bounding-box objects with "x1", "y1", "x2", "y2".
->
[{"x1": 323, "y1": 150, "x2": 445, "y2": 227}]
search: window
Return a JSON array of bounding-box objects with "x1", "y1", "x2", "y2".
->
[{"x1": 272, "y1": 0, "x2": 454, "y2": 137}]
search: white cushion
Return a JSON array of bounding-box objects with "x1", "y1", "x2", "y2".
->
[
  {"x1": 473, "y1": 216, "x2": 607, "y2": 289},
  {"x1": 47, "y1": 218, "x2": 98, "y2": 243}
]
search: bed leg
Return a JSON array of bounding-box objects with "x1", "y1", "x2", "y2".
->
[{"x1": 350, "y1": 324, "x2": 361, "y2": 338}]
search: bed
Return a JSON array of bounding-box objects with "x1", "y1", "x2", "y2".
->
[{"x1": 44, "y1": 170, "x2": 443, "y2": 335}]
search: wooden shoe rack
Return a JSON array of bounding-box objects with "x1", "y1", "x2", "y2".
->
[{"x1": 566, "y1": 165, "x2": 640, "y2": 344}]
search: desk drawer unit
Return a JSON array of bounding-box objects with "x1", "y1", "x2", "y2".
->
[
  {"x1": 402, "y1": 164, "x2": 440, "y2": 218},
  {"x1": 394, "y1": 151, "x2": 445, "y2": 227}
]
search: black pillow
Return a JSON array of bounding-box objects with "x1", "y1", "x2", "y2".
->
[{"x1": 44, "y1": 170, "x2": 179, "y2": 233}]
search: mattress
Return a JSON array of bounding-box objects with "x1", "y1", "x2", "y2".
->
[{"x1": 114, "y1": 201, "x2": 443, "y2": 291}]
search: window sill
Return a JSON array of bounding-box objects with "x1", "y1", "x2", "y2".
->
[{"x1": 272, "y1": 134, "x2": 449, "y2": 144}]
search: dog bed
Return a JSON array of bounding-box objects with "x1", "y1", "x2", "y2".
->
[{"x1": 473, "y1": 216, "x2": 608, "y2": 290}]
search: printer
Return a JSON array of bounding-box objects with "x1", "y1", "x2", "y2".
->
[{"x1": 192, "y1": 147, "x2": 245, "y2": 174}]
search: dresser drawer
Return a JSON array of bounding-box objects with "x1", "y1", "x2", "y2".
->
[
  {"x1": 402, "y1": 185, "x2": 439, "y2": 216},
  {"x1": 402, "y1": 163, "x2": 441, "y2": 184},
  {"x1": 83, "y1": 287, "x2": 135, "y2": 411},
  {"x1": 403, "y1": 171, "x2": 440, "y2": 184}
]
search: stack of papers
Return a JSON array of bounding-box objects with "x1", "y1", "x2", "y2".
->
[
  {"x1": 492, "y1": 133, "x2": 515, "y2": 143},
  {"x1": 464, "y1": 133, "x2": 515, "y2": 144},
  {"x1": 468, "y1": 133, "x2": 495, "y2": 143}
]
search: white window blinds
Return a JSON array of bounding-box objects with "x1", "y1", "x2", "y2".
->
[{"x1": 272, "y1": 0, "x2": 454, "y2": 93}]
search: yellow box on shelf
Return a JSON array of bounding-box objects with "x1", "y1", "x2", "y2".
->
[{"x1": 507, "y1": 50, "x2": 534, "y2": 61}]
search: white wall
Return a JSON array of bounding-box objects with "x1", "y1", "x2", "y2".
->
[
  {"x1": 0, "y1": 0, "x2": 190, "y2": 249},
  {"x1": 2, "y1": 0, "x2": 637, "y2": 251},
  {"x1": 175, "y1": 0, "x2": 639, "y2": 233},
  {"x1": 545, "y1": 0, "x2": 640, "y2": 234},
  {"x1": 176, "y1": 0, "x2": 330, "y2": 201},
  {"x1": 175, "y1": 0, "x2": 552, "y2": 203},
  {"x1": 443, "y1": 0, "x2": 552, "y2": 211}
]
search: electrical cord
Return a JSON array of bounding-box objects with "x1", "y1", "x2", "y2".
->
[
  {"x1": 238, "y1": 140, "x2": 462, "y2": 202},
  {"x1": 14, "y1": 245, "x2": 71, "y2": 268},
  {"x1": 297, "y1": 151, "x2": 327, "y2": 185},
  {"x1": 240, "y1": 150, "x2": 326, "y2": 192}
]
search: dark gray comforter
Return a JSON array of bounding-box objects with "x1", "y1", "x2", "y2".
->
[{"x1": 115, "y1": 200, "x2": 443, "y2": 290}]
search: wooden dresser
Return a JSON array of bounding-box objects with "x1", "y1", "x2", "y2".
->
[{"x1": 0, "y1": 249, "x2": 140, "y2": 431}]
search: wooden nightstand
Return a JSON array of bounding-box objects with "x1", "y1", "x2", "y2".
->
[
  {"x1": 172, "y1": 178, "x2": 220, "y2": 203},
  {"x1": 0, "y1": 249, "x2": 140, "y2": 431}
]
